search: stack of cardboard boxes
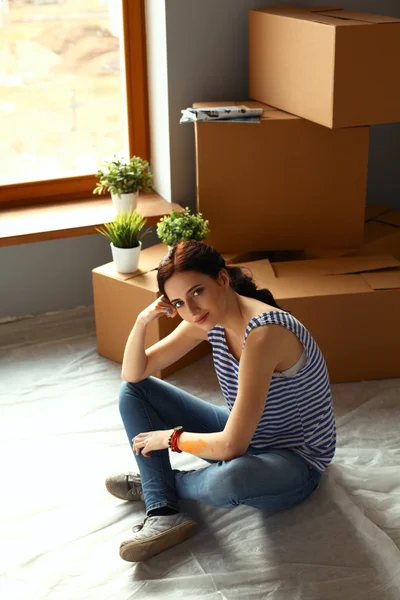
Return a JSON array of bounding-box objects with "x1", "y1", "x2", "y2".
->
[{"x1": 195, "y1": 6, "x2": 400, "y2": 383}]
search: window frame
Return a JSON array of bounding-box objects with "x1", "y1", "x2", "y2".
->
[{"x1": 0, "y1": 0, "x2": 150, "y2": 210}]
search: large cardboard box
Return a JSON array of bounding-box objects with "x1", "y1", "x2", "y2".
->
[
  {"x1": 299, "y1": 209, "x2": 400, "y2": 260},
  {"x1": 195, "y1": 100, "x2": 369, "y2": 253},
  {"x1": 236, "y1": 254, "x2": 400, "y2": 383},
  {"x1": 351, "y1": 212, "x2": 400, "y2": 260},
  {"x1": 92, "y1": 243, "x2": 241, "y2": 378},
  {"x1": 364, "y1": 205, "x2": 391, "y2": 222},
  {"x1": 249, "y1": 6, "x2": 400, "y2": 128}
]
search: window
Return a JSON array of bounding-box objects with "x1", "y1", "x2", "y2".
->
[{"x1": 0, "y1": 0, "x2": 149, "y2": 207}]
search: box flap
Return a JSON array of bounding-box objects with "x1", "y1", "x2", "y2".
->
[
  {"x1": 223, "y1": 251, "x2": 247, "y2": 264},
  {"x1": 92, "y1": 262, "x2": 139, "y2": 281},
  {"x1": 352, "y1": 222, "x2": 400, "y2": 261},
  {"x1": 92, "y1": 244, "x2": 167, "y2": 281},
  {"x1": 361, "y1": 270, "x2": 400, "y2": 290},
  {"x1": 319, "y1": 10, "x2": 400, "y2": 24},
  {"x1": 365, "y1": 205, "x2": 391, "y2": 222},
  {"x1": 298, "y1": 247, "x2": 357, "y2": 260},
  {"x1": 309, "y1": 7, "x2": 341, "y2": 12},
  {"x1": 253, "y1": 6, "x2": 400, "y2": 26},
  {"x1": 363, "y1": 221, "x2": 397, "y2": 243},
  {"x1": 309, "y1": 15, "x2": 366, "y2": 27},
  {"x1": 273, "y1": 255, "x2": 400, "y2": 277},
  {"x1": 127, "y1": 270, "x2": 159, "y2": 293},
  {"x1": 223, "y1": 249, "x2": 271, "y2": 264},
  {"x1": 92, "y1": 244, "x2": 167, "y2": 284},
  {"x1": 230, "y1": 257, "x2": 374, "y2": 298},
  {"x1": 376, "y1": 211, "x2": 400, "y2": 228},
  {"x1": 269, "y1": 274, "x2": 372, "y2": 300},
  {"x1": 138, "y1": 243, "x2": 169, "y2": 272},
  {"x1": 253, "y1": 7, "x2": 338, "y2": 18},
  {"x1": 330, "y1": 255, "x2": 400, "y2": 274},
  {"x1": 253, "y1": 6, "x2": 361, "y2": 27},
  {"x1": 236, "y1": 258, "x2": 277, "y2": 285}
]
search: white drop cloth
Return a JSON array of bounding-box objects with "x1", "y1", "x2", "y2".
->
[{"x1": 0, "y1": 306, "x2": 399, "y2": 600}]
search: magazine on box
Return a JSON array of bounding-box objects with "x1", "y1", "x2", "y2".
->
[{"x1": 180, "y1": 105, "x2": 262, "y2": 124}]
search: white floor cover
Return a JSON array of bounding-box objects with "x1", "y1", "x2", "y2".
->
[{"x1": 1, "y1": 306, "x2": 400, "y2": 600}]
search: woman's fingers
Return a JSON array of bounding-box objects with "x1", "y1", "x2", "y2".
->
[
  {"x1": 157, "y1": 302, "x2": 174, "y2": 315},
  {"x1": 156, "y1": 296, "x2": 177, "y2": 316},
  {"x1": 133, "y1": 433, "x2": 152, "y2": 442},
  {"x1": 132, "y1": 433, "x2": 153, "y2": 455}
]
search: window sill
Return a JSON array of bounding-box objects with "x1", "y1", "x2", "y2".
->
[{"x1": 0, "y1": 193, "x2": 182, "y2": 247}]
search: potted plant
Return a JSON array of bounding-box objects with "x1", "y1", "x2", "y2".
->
[
  {"x1": 96, "y1": 209, "x2": 151, "y2": 273},
  {"x1": 93, "y1": 154, "x2": 153, "y2": 215},
  {"x1": 156, "y1": 206, "x2": 210, "y2": 250}
]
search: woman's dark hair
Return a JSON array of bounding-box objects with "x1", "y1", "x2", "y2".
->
[{"x1": 157, "y1": 240, "x2": 282, "y2": 309}]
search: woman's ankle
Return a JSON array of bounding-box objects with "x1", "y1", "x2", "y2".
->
[{"x1": 147, "y1": 506, "x2": 179, "y2": 518}]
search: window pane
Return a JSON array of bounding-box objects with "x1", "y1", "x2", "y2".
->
[{"x1": 0, "y1": 0, "x2": 128, "y2": 185}]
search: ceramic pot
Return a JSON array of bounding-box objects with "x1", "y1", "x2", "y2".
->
[
  {"x1": 111, "y1": 241, "x2": 141, "y2": 273},
  {"x1": 111, "y1": 191, "x2": 139, "y2": 215}
]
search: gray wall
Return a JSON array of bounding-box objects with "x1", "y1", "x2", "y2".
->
[
  {"x1": 1, "y1": 0, "x2": 399, "y2": 319},
  {"x1": 0, "y1": 227, "x2": 160, "y2": 321}
]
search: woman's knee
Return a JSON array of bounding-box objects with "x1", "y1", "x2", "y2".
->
[
  {"x1": 211, "y1": 459, "x2": 248, "y2": 506},
  {"x1": 118, "y1": 379, "x2": 146, "y2": 415}
]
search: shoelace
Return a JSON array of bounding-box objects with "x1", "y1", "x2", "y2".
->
[
  {"x1": 126, "y1": 474, "x2": 141, "y2": 498},
  {"x1": 132, "y1": 517, "x2": 148, "y2": 533}
]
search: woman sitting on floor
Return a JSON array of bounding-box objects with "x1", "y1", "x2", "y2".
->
[{"x1": 105, "y1": 240, "x2": 336, "y2": 562}]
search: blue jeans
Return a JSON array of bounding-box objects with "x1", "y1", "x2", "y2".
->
[{"x1": 118, "y1": 377, "x2": 322, "y2": 514}]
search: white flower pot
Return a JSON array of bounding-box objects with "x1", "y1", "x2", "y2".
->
[
  {"x1": 111, "y1": 241, "x2": 142, "y2": 274},
  {"x1": 111, "y1": 191, "x2": 139, "y2": 215}
]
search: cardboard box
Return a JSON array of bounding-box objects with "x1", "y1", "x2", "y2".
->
[
  {"x1": 364, "y1": 205, "x2": 391, "y2": 222},
  {"x1": 194, "y1": 100, "x2": 369, "y2": 253},
  {"x1": 92, "y1": 243, "x2": 242, "y2": 378},
  {"x1": 249, "y1": 6, "x2": 400, "y2": 128},
  {"x1": 295, "y1": 207, "x2": 399, "y2": 260},
  {"x1": 351, "y1": 212, "x2": 400, "y2": 260},
  {"x1": 375, "y1": 210, "x2": 400, "y2": 228},
  {"x1": 236, "y1": 254, "x2": 400, "y2": 383}
]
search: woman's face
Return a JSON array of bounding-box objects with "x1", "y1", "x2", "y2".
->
[{"x1": 164, "y1": 270, "x2": 228, "y2": 328}]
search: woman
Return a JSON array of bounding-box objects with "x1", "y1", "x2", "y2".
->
[{"x1": 106, "y1": 241, "x2": 336, "y2": 562}]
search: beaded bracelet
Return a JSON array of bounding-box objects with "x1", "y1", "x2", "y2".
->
[
  {"x1": 168, "y1": 426, "x2": 184, "y2": 453},
  {"x1": 173, "y1": 429, "x2": 184, "y2": 452}
]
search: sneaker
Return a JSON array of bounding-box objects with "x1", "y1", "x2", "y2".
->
[
  {"x1": 105, "y1": 472, "x2": 144, "y2": 502},
  {"x1": 119, "y1": 513, "x2": 197, "y2": 562}
]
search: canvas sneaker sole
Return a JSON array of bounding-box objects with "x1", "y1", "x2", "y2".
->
[{"x1": 119, "y1": 519, "x2": 197, "y2": 562}]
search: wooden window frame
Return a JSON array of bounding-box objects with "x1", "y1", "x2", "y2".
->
[{"x1": 0, "y1": 0, "x2": 150, "y2": 210}]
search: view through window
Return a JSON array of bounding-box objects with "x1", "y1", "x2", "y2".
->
[{"x1": 0, "y1": 0, "x2": 129, "y2": 186}]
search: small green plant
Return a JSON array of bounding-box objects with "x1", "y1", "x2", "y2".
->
[
  {"x1": 96, "y1": 209, "x2": 151, "y2": 249},
  {"x1": 156, "y1": 206, "x2": 210, "y2": 247},
  {"x1": 93, "y1": 155, "x2": 153, "y2": 195}
]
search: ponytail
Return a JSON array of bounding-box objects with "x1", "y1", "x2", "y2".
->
[{"x1": 225, "y1": 265, "x2": 282, "y2": 309}]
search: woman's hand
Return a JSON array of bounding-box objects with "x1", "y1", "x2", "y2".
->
[
  {"x1": 138, "y1": 295, "x2": 178, "y2": 326},
  {"x1": 132, "y1": 429, "x2": 173, "y2": 458}
]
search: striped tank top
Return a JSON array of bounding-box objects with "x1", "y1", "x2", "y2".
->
[{"x1": 207, "y1": 310, "x2": 336, "y2": 473}]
